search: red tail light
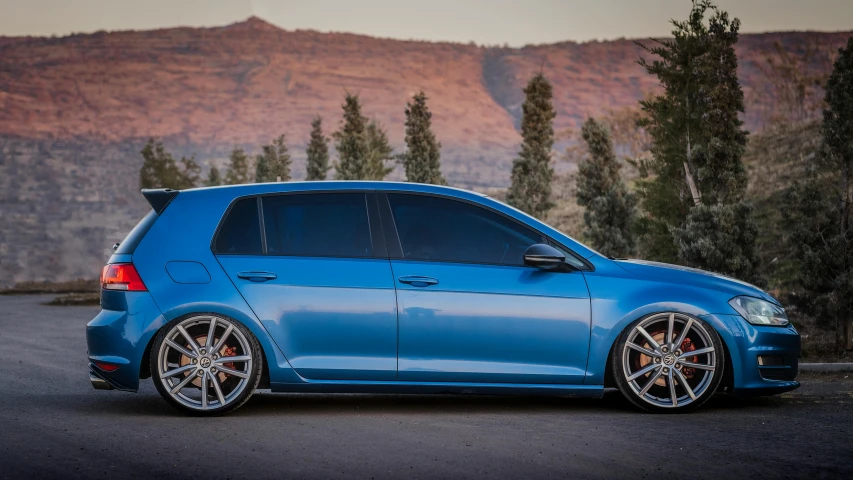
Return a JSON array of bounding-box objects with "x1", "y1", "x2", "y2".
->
[{"x1": 101, "y1": 263, "x2": 147, "y2": 291}]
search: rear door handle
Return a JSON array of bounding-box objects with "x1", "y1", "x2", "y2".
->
[
  {"x1": 398, "y1": 275, "x2": 439, "y2": 287},
  {"x1": 237, "y1": 271, "x2": 277, "y2": 282}
]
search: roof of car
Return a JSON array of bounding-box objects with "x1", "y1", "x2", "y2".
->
[{"x1": 182, "y1": 181, "x2": 490, "y2": 199}]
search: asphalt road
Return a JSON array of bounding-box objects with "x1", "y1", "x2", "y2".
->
[{"x1": 1, "y1": 295, "x2": 852, "y2": 480}]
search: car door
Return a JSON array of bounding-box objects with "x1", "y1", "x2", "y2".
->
[
  {"x1": 215, "y1": 191, "x2": 398, "y2": 381},
  {"x1": 380, "y1": 192, "x2": 591, "y2": 385}
]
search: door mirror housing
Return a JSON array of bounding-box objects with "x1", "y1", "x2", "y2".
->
[{"x1": 523, "y1": 244, "x2": 567, "y2": 270}]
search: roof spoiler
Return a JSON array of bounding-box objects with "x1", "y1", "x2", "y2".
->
[{"x1": 141, "y1": 188, "x2": 179, "y2": 214}]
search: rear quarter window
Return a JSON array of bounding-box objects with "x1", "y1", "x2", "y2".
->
[{"x1": 213, "y1": 198, "x2": 263, "y2": 255}]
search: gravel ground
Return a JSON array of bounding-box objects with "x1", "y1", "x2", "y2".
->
[{"x1": 1, "y1": 295, "x2": 851, "y2": 480}]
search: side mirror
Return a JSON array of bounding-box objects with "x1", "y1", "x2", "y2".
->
[{"x1": 523, "y1": 244, "x2": 566, "y2": 270}]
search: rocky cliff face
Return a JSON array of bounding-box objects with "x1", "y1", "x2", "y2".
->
[{"x1": 0, "y1": 18, "x2": 849, "y2": 285}]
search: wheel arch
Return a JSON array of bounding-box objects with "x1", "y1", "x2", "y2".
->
[
  {"x1": 590, "y1": 303, "x2": 739, "y2": 388},
  {"x1": 138, "y1": 306, "x2": 284, "y2": 388}
]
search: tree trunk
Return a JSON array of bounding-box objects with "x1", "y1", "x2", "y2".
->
[
  {"x1": 683, "y1": 161, "x2": 702, "y2": 206},
  {"x1": 683, "y1": 110, "x2": 701, "y2": 206}
]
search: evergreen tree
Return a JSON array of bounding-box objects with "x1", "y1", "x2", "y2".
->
[
  {"x1": 636, "y1": 0, "x2": 759, "y2": 280},
  {"x1": 305, "y1": 116, "x2": 331, "y2": 180},
  {"x1": 576, "y1": 118, "x2": 636, "y2": 257},
  {"x1": 334, "y1": 94, "x2": 370, "y2": 180},
  {"x1": 224, "y1": 147, "x2": 251, "y2": 185},
  {"x1": 255, "y1": 135, "x2": 291, "y2": 183},
  {"x1": 402, "y1": 91, "x2": 445, "y2": 184},
  {"x1": 254, "y1": 150, "x2": 270, "y2": 184},
  {"x1": 178, "y1": 156, "x2": 201, "y2": 190},
  {"x1": 782, "y1": 37, "x2": 853, "y2": 350},
  {"x1": 506, "y1": 72, "x2": 556, "y2": 219},
  {"x1": 365, "y1": 120, "x2": 394, "y2": 180},
  {"x1": 206, "y1": 165, "x2": 222, "y2": 186},
  {"x1": 139, "y1": 138, "x2": 200, "y2": 190}
]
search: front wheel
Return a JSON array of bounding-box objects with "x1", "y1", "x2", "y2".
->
[
  {"x1": 150, "y1": 314, "x2": 262, "y2": 416},
  {"x1": 612, "y1": 312, "x2": 724, "y2": 413}
]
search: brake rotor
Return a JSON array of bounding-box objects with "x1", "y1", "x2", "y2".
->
[
  {"x1": 637, "y1": 330, "x2": 698, "y2": 386},
  {"x1": 178, "y1": 336, "x2": 238, "y2": 387}
]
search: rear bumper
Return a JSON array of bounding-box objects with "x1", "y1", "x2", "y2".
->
[
  {"x1": 86, "y1": 290, "x2": 165, "y2": 392},
  {"x1": 89, "y1": 367, "x2": 115, "y2": 390},
  {"x1": 89, "y1": 371, "x2": 113, "y2": 390},
  {"x1": 702, "y1": 314, "x2": 801, "y2": 396}
]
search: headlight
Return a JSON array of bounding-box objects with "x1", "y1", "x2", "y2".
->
[{"x1": 729, "y1": 296, "x2": 789, "y2": 326}]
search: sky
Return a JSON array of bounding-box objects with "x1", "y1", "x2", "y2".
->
[{"x1": 1, "y1": 0, "x2": 851, "y2": 46}]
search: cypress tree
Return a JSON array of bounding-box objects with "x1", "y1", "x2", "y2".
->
[
  {"x1": 139, "y1": 138, "x2": 167, "y2": 189},
  {"x1": 206, "y1": 165, "x2": 222, "y2": 186},
  {"x1": 255, "y1": 135, "x2": 291, "y2": 183},
  {"x1": 365, "y1": 120, "x2": 395, "y2": 180},
  {"x1": 306, "y1": 116, "x2": 331, "y2": 180},
  {"x1": 254, "y1": 149, "x2": 270, "y2": 183},
  {"x1": 402, "y1": 91, "x2": 445, "y2": 184},
  {"x1": 224, "y1": 147, "x2": 251, "y2": 185},
  {"x1": 139, "y1": 138, "x2": 199, "y2": 189},
  {"x1": 506, "y1": 72, "x2": 556, "y2": 219},
  {"x1": 636, "y1": 0, "x2": 759, "y2": 280},
  {"x1": 335, "y1": 94, "x2": 370, "y2": 180},
  {"x1": 782, "y1": 37, "x2": 853, "y2": 350},
  {"x1": 577, "y1": 118, "x2": 636, "y2": 257},
  {"x1": 176, "y1": 156, "x2": 201, "y2": 190}
]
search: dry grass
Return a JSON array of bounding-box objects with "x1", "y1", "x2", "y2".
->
[
  {"x1": 0, "y1": 278, "x2": 98, "y2": 295},
  {"x1": 44, "y1": 292, "x2": 101, "y2": 306}
]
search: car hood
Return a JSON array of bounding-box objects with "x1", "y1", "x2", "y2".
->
[{"x1": 612, "y1": 259, "x2": 779, "y2": 305}]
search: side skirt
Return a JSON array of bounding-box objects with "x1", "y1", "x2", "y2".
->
[{"x1": 270, "y1": 380, "x2": 604, "y2": 397}]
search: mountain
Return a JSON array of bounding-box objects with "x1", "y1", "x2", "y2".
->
[
  {"x1": 0, "y1": 18, "x2": 850, "y2": 285},
  {"x1": 2, "y1": 18, "x2": 849, "y2": 180}
]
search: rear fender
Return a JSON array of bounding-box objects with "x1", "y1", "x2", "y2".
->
[{"x1": 151, "y1": 298, "x2": 300, "y2": 385}]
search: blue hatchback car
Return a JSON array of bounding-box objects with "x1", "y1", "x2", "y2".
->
[{"x1": 87, "y1": 181, "x2": 800, "y2": 415}]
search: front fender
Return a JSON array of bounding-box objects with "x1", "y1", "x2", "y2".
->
[{"x1": 581, "y1": 261, "x2": 741, "y2": 386}]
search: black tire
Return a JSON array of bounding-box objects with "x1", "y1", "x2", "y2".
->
[
  {"x1": 150, "y1": 313, "x2": 263, "y2": 416},
  {"x1": 611, "y1": 312, "x2": 725, "y2": 413}
]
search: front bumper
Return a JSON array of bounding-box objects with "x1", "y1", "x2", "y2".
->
[
  {"x1": 702, "y1": 314, "x2": 800, "y2": 396},
  {"x1": 86, "y1": 290, "x2": 165, "y2": 392}
]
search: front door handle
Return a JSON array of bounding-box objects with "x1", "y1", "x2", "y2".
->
[
  {"x1": 237, "y1": 271, "x2": 277, "y2": 282},
  {"x1": 398, "y1": 275, "x2": 439, "y2": 287}
]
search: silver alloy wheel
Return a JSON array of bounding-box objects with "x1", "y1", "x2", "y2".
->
[
  {"x1": 622, "y1": 312, "x2": 717, "y2": 409},
  {"x1": 156, "y1": 315, "x2": 253, "y2": 411}
]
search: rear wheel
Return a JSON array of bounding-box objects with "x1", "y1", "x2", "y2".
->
[
  {"x1": 150, "y1": 314, "x2": 262, "y2": 416},
  {"x1": 612, "y1": 312, "x2": 724, "y2": 413}
]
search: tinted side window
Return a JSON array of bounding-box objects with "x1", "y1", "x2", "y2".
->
[
  {"x1": 262, "y1": 193, "x2": 372, "y2": 258},
  {"x1": 387, "y1": 194, "x2": 545, "y2": 266},
  {"x1": 213, "y1": 198, "x2": 263, "y2": 254}
]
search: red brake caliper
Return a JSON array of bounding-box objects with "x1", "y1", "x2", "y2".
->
[
  {"x1": 221, "y1": 345, "x2": 238, "y2": 371},
  {"x1": 680, "y1": 338, "x2": 697, "y2": 378}
]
